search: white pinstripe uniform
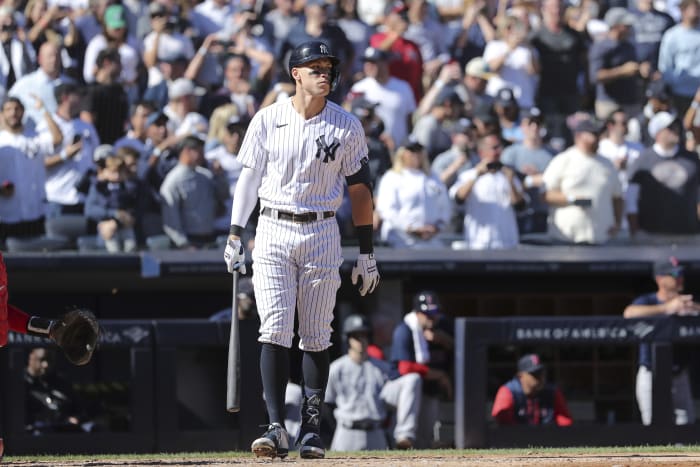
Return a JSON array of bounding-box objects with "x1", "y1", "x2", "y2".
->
[{"x1": 237, "y1": 98, "x2": 368, "y2": 351}]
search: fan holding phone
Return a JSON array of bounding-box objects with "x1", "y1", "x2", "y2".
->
[
  {"x1": 542, "y1": 118, "x2": 624, "y2": 245},
  {"x1": 449, "y1": 132, "x2": 524, "y2": 250}
]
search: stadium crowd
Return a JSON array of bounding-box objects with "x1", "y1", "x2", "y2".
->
[{"x1": 0, "y1": 0, "x2": 699, "y2": 251}]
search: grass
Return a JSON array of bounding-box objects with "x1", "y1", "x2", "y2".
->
[{"x1": 4, "y1": 445, "x2": 700, "y2": 462}]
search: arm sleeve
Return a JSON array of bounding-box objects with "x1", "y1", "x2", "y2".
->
[
  {"x1": 554, "y1": 388, "x2": 573, "y2": 426},
  {"x1": 229, "y1": 166, "x2": 263, "y2": 228},
  {"x1": 8, "y1": 304, "x2": 30, "y2": 333},
  {"x1": 491, "y1": 385, "x2": 516, "y2": 425}
]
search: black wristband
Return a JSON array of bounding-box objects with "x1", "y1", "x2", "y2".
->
[
  {"x1": 26, "y1": 316, "x2": 53, "y2": 337},
  {"x1": 356, "y1": 224, "x2": 374, "y2": 254},
  {"x1": 229, "y1": 224, "x2": 244, "y2": 236}
]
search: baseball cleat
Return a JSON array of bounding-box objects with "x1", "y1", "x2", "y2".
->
[
  {"x1": 299, "y1": 431, "x2": 325, "y2": 459},
  {"x1": 251, "y1": 422, "x2": 289, "y2": 459},
  {"x1": 396, "y1": 438, "x2": 414, "y2": 450}
]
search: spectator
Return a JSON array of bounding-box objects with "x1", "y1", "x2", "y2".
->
[
  {"x1": 483, "y1": 13, "x2": 540, "y2": 110},
  {"x1": 624, "y1": 257, "x2": 699, "y2": 425},
  {"x1": 375, "y1": 137, "x2": 452, "y2": 249},
  {"x1": 142, "y1": 50, "x2": 191, "y2": 111},
  {"x1": 80, "y1": 47, "x2": 129, "y2": 145},
  {"x1": 205, "y1": 111, "x2": 247, "y2": 236},
  {"x1": 659, "y1": 0, "x2": 700, "y2": 115},
  {"x1": 84, "y1": 150, "x2": 139, "y2": 252},
  {"x1": 164, "y1": 78, "x2": 209, "y2": 137},
  {"x1": 500, "y1": 107, "x2": 553, "y2": 235},
  {"x1": 491, "y1": 353, "x2": 573, "y2": 426},
  {"x1": 114, "y1": 100, "x2": 157, "y2": 177},
  {"x1": 390, "y1": 291, "x2": 453, "y2": 448},
  {"x1": 449, "y1": 132, "x2": 523, "y2": 250},
  {"x1": 204, "y1": 54, "x2": 263, "y2": 121},
  {"x1": 631, "y1": 0, "x2": 675, "y2": 75},
  {"x1": 9, "y1": 41, "x2": 73, "y2": 131},
  {"x1": 25, "y1": 347, "x2": 91, "y2": 434},
  {"x1": 325, "y1": 314, "x2": 422, "y2": 451},
  {"x1": 530, "y1": 0, "x2": 587, "y2": 147},
  {"x1": 0, "y1": 6, "x2": 36, "y2": 96},
  {"x1": 82, "y1": 4, "x2": 140, "y2": 103},
  {"x1": 461, "y1": 57, "x2": 496, "y2": 115},
  {"x1": 432, "y1": 117, "x2": 477, "y2": 189},
  {"x1": 41, "y1": 82, "x2": 99, "y2": 219},
  {"x1": 589, "y1": 7, "x2": 649, "y2": 120},
  {"x1": 335, "y1": 0, "x2": 372, "y2": 79},
  {"x1": 493, "y1": 87, "x2": 523, "y2": 145},
  {"x1": 542, "y1": 119, "x2": 624, "y2": 244},
  {"x1": 24, "y1": 0, "x2": 82, "y2": 72},
  {"x1": 369, "y1": 2, "x2": 424, "y2": 103},
  {"x1": 626, "y1": 112, "x2": 700, "y2": 238},
  {"x1": 598, "y1": 109, "x2": 643, "y2": 199},
  {"x1": 189, "y1": 0, "x2": 236, "y2": 39},
  {"x1": 159, "y1": 135, "x2": 228, "y2": 249},
  {"x1": 412, "y1": 86, "x2": 463, "y2": 160},
  {"x1": 403, "y1": 0, "x2": 448, "y2": 81},
  {"x1": 0, "y1": 96, "x2": 62, "y2": 242},
  {"x1": 447, "y1": 0, "x2": 495, "y2": 70},
  {"x1": 628, "y1": 79, "x2": 674, "y2": 146},
  {"x1": 142, "y1": 2, "x2": 195, "y2": 90},
  {"x1": 356, "y1": 0, "x2": 389, "y2": 28},
  {"x1": 266, "y1": 0, "x2": 301, "y2": 56},
  {"x1": 350, "y1": 46, "x2": 416, "y2": 150},
  {"x1": 349, "y1": 96, "x2": 393, "y2": 186}
]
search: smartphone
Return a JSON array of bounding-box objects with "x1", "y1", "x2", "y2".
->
[
  {"x1": 486, "y1": 161, "x2": 503, "y2": 171},
  {"x1": 72, "y1": 134, "x2": 83, "y2": 144},
  {"x1": 573, "y1": 198, "x2": 593, "y2": 207}
]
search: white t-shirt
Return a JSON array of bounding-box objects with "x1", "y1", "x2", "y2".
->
[
  {"x1": 351, "y1": 76, "x2": 416, "y2": 147},
  {"x1": 542, "y1": 147, "x2": 623, "y2": 244},
  {"x1": 597, "y1": 138, "x2": 643, "y2": 191},
  {"x1": 483, "y1": 40, "x2": 539, "y2": 109},
  {"x1": 449, "y1": 168, "x2": 520, "y2": 250},
  {"x1": 375, "y1": 168, "x2": 452, "y2": 248}
]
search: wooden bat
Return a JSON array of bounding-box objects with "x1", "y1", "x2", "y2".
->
[{"x1": 226, "y1": 270, "x2": 241, "y2": 412}]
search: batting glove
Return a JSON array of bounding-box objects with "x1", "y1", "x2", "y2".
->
[
  {"x1": 351, "y1": 253, "x2": 380, "y2": 296},
  {"x1": 224, "y1": 237, "x2": 247, "y2": 275}
]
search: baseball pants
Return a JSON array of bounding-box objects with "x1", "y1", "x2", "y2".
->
[
  {"x1": 635, "y1": 365, "x2": 696, "y2": 425},
  {"x1": 380, "y1": 373, "x2": 422, "y2": 443}
]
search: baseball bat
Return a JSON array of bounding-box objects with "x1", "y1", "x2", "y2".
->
[{"x1": 226, "y1": 270, "x2": 241, "y2": 412}]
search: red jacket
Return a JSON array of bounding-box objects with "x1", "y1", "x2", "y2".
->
[{"x1": 0, "y1": 252, "x2": 29, "y2": 347}]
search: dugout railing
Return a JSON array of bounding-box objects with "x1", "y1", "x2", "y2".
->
[
  {"x1": 455, "y1": 315, "x2": 700, "y2": 448},
  {"x1": 0, "y1": 319, "x2": 266, "y2": 455}
]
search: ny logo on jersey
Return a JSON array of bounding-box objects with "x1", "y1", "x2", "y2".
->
[{"x1": 315, "y1": 135, "x2": 340, "y2": 163}]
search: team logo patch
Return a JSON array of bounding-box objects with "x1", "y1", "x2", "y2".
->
[
  {"x1": 320, "y1": 44, "x2": 329, "y2": 55},
  {"x1": 315, "y1": 135, "x2": 340, "y2": 163}
]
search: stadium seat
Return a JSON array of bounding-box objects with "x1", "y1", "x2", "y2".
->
[
  {"x1": 45, "y1": 215, "x2": 88, "y2": 247},
  {"x1": 77, "y1": 235, "x2": 104, "y2": 252},
  {"x1": 5, "y1": 235, "x2": 70, "y2": 252},
  {"x1": 146, "y1": 235, "x2": 172, "y2": 251}
]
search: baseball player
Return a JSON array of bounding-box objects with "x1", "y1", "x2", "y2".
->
[
  {"x1": 0, "y1": 251, "x2": 99, "y2": 459},
  {"x1": 223, "y1": 41, "x2": 380, "y2": 460},
  {"x1": 325, "y1": 314, "x2": 421, "y2": 451}
]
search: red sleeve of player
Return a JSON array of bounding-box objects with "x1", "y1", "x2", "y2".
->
[
  {"x1": 7, "y1": 304, "x2": 29, "y2": 333},
  {"x1": 491, "y1": 385, "x2": 516, "y2": 425},
  {"x1": 397, "y1": 360, "x2": 429, "y2": 377},
  {"x1": 554, "y1": 388, "x2": 573, "y2": 426},
  {"x1": 367, "y1": 344, "x2": 385, "y2": 361}
]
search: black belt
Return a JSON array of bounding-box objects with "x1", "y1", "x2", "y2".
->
[
  {"x1": 261, "y1": 207, "x2": 335, "y2": 223},
  {"x1": 343, "y1": 420, "x2": 381, "y2": 431}
]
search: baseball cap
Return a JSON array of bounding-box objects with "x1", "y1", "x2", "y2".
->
[
  {"x1": 473, "y1": 101, "x2": 497, "y2": 124},
  {"x1": 435, "y1": 87, "x2": 463, "y2": 106},
  {"x1": 573, "y1": 118, "x2": 602, "y2": 135},
  {"x1": 168, "y1": 78, "x2": 206, "y2": 100},
  {"x1": 518, "y1": 354, "x2": 545, "y2": 374},
  {"x1": 226, "y1": 114, "x2": 249, "y2": 130},
  {"x1": 148, "y1": 2, "x2": 168, "y2": 16},
  {"x1": 604, "y1": 7, "x2": 635, "y2": 27},
  {"x1": 104, "y1": 4, "x2": 126, "y2": 29},
  {"x1": 645, "y1": 80, "x2": 671, "y2": 101},
  {"x1": 179, "y1": 133, "x2": 206, "y2": 150},
  {"x1": 450, "y1": 117, "x2": 473, "y2": 134},
  {"x1": 495, "y1": 87, "x2": 517, "y2": 107},
  {"x1": 93, "y1": 144, "x2": 114, "y2": 162},
  {"x1": 401, "y1": 134, "x2": 423, "y2": 152},
  {"x1": 412, "y1": 290, "x2": 441, "y2": 317},
  {"x1": 146, "y1": 110, "x2": 168, "y2": 128},
  {"x1": 654, "y1": 256, "x2": 684, "y2": 277},
  {"x1": 465, "y1": 57, "x2": 494, "y2": 80},
  {"x1": 522, "y1": 107, "x2": 544, "y2": 124},
  {"x1": 350, "y1": 96, "x2": 379, "y2": 119},
  {"x1": 389, "y1": 1, "x2": 409, "y2": 16},
  {"x1": 647, "y1": 111, "x2": 678, "y2": 139},
  {"x1": 362, "y1": 47, "x2": 390, "y2": 62}
]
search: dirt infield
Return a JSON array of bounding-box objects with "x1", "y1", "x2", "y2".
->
[{"x1": 5, "y1": 452, "x2": 700, "y2": 467}]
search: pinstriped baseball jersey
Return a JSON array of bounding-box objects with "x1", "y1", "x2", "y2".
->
[{"x1": 237, "y1": 98, "x2": 367, "y2": 212}]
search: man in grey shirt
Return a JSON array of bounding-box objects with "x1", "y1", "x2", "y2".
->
[{"x1": 159, "y1": 135, "x2": 229, "y2": 248}]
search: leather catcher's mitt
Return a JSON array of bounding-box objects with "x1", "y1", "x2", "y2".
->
[{"x1": 51, "y1": 309, "x2": 100, "y2": 366}]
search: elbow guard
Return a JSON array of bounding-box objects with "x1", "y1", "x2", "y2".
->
[{"x1": 346, "y1": 159, "x2": 373, "y2": 192}]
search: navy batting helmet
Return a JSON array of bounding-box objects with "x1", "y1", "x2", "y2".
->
[
  {"x1": 412, "y1": 290, "x2": 441, "y2": 317},
  {"x1": 342, "y1": 314, "x2": 371, "y2": 338},
  {"x1": 288, "y1": 40, "x2": 340, "y2": 90}
]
